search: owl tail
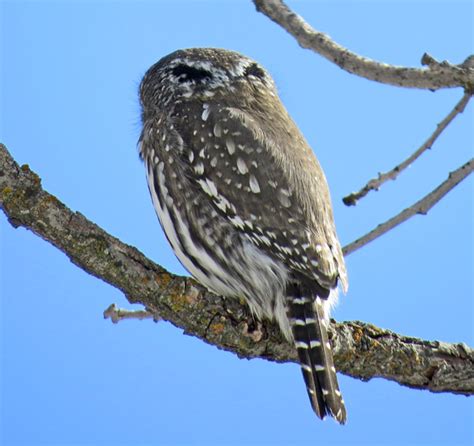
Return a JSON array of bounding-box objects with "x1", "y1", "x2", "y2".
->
[{"x1": 287, "y1": 283, "x2": 347, "y2": 424}]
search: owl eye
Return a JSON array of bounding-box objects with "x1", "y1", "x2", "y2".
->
[
  {"x1": 172, "y1": 64, "x2": 212, "y2": 83},
  {"x1": 244, "y1": 63, "x2": 266, "y2": 79}
]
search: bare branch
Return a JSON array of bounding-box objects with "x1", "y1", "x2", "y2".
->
[
  {"x1": 103, "y1": 303, "x2": 160, "y2": 323},
  {"x1": 253, "y1": 0, "x2": 474, "y2": 90},
  {"x1": 1, "y1": 143, "x2": 473, "y2": 395},
  {"x1": 343, "y1": 158, "x2": 474, "y2": 256},
  {"x1": 343, "y1": 91, "x2": 473, "y2": 206}
]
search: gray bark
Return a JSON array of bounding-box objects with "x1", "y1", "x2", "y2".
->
[{"x1": 253, "y1": 0, "x2": 474, "y2": 90}]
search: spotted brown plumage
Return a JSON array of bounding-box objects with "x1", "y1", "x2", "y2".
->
[{"x1": 139, "y1": 48, "x2": 348, "y2": 423}]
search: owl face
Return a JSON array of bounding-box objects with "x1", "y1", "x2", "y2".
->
[{"x1": 139, "y1": 48, "x2": 276, "y2": 114}]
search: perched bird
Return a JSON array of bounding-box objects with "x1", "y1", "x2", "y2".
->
[{"x1": 138, "y1": 48, "x2": 348, "y2": 423}]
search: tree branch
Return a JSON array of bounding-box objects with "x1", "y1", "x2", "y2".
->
[
  {"x1": 253, "y1": 0, "x2": 474, "y2": 90},
  {"x1": 343, "y1": 91, "x2": 473, "y2": 206},
  {"x1": 103, "y1": 303, "x2": 160, "y2": 323},
  {"x1": 342, "y1": 158, "x2": 474, "y2": 256},
  {"x1": 1, "y1": 143, "x2": 473, "y2": 395}
]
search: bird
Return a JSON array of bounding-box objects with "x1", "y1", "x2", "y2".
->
[{"x1": 138, "y1": 48, "x2": 348, "y2": 423}]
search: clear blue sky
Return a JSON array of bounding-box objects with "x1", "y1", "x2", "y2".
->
[{"x1": 1, "y1": 1, "x2": 473, "y2": 445}]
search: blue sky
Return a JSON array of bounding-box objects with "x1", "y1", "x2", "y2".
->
[{"x1": 1, "y1": 1, "x2": 473, "y2": 445}]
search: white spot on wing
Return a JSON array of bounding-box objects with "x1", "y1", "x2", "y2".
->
[
  {"x1": 249, "y1": 175, "x2": 260, "y2": 193},
  {"x1": 194, "y1": 162, "x2": 204, "y2": 175},
  {"x1": 244, "y1": 220, "x2": 254, "y2": 230},
  {"x1": 201, "y1": 103, "x2": 210, "y2": 121},
  {"x1": 213, "y1": 123, "x2": 222, "y2": 137},
  {"x1": 278, "y1": 190, "x2": 291, "y2": 208},
  {"x1": 198, "y1": 178, "x2": 219, "y2": 198},
  {"x1": 225, "y1": 137, "x2": 235, "y2": 155},
  {"x1": 256, "y1": 234, "x2": 271, "y2": 246},
  {"x1": 237, "y1": 157, "x2": 248, "y2": 174},
  {"x1": 213, "y1": 193, "x2": 234, "y2": 213},
  {"x1": 230, "y1": 215, "x2": 245, "y2": 229}
]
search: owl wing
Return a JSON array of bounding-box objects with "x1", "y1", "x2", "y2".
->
[{"x1": 172, "y1": 103, "x2": 345, "y2": 291}]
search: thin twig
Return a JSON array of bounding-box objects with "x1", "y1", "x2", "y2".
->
[
  {"x1": 103, "y1": 303, "x2": 160, "y2": 323},
  {"x1": 343, "y1": 159, "x2": 474, "y2": 256},
  {"x1": 343, "y1": 91, "x2": 473, "y2": 206},
  {"x1": 253, "y1": 0, "x2": 473, "y2": 90}
]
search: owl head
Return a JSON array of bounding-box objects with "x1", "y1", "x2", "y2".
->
[{"x1": 139, "y1": 48, "x2": 277, "y2": 113}]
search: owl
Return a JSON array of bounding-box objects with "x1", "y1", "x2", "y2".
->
[{"x1": 139, "y1": 48, "x2": 348, "y2": 423}]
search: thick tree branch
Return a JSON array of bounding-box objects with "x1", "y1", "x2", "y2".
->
[
  {"x1": 1, "y1": 143, "x2": 473, "y2": 395},
  {"x1": 343, "y1": 158, "x2": 474, "y2": 256},
  {"x1": 253, "y1": 0, "x2": 474, "y2": 90},
  {"x1": 343, "y1": 91, "x2": 473, "y2": 206}
]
